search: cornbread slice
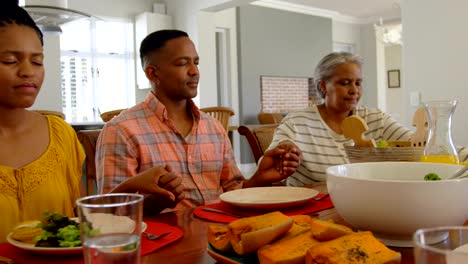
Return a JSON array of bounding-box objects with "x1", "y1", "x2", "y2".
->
[
  {"x1": 207, "y1": 224, "x2": 232, "y2": 252},
  {"x1": 278, "y1": 215, "x2": 314, "y2": 241},
  {"x1": 228, "y1": 211, "x2": 293, "y2": 255},
  {"x1": 11, "y1": 226, "x2": 44, "y2": 244},
  {"x1": 258, "y1": 230, "x2": 320, "y2": 264},
  {"x1": 306, "y1": 231, "x2": 401, "y2": 264},
  {"x1": 308, "y1": 218, "x2": 354, "y2": 241}
]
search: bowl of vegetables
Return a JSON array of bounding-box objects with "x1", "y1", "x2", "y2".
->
[{"x1": 326, "y1": 162, "x2": 468, "y2": 247}]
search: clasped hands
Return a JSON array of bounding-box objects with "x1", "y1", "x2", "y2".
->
[
  {"x1": 247, "y1": 141, "x2": 302, "y2": 187},
  {"x1": 132, "y1": 165, "x2": 185, "y2": 209}
]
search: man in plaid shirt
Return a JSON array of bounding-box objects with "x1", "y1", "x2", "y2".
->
[{"x1": 96, "y1": 30, "x2": 301, "y2": 214}]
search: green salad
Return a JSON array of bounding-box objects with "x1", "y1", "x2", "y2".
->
[
  {"x1": 424, "y1": 172, "x2": 442, "y2": 181},
  {"x1": 34, "y1": 212, "x2": 81, "y2": 248}
]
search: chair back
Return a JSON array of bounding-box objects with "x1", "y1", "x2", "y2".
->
[
  {"x1": 100, "y1": 109, "x2": 126, "y2": 122},
  {"x1": 257, "y1": 112, "x2": 284, "y2": 124},
  {"x1": 76, "y1": 129, "x2": 101, "y2": 195},
  {"x1": 200, "y1": 106, "x2": 235, "y2": 131},
  {"x1": 238, "y1": 124, "x2": 278, "y2": 163},
  {"x1": 33, "y1": 110, "x2": 65, "y2": 120}
]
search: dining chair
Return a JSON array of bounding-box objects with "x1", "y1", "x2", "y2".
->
[
  {"x1": 76, "y1": 129, "x2": 101, "y2": 195},
  {"x1": 33, "y1": 110, "x2": 65, "y2": 120},
  {"x1": 257, "y1": 112, "x2": 284, "y2": 125},
  {"x1": 100, "y1": 108, "x2": 127, "y2": 122},
  {"x1": 200, "y1": 106, "x2": 235, "y2": 132},
  {"x1": 238, "y1": 124, "x2": 278, "y2": 163}
]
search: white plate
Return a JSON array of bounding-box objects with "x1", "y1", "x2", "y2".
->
[
  {"x1": 7, "y1": 220, "x2": 147, "y2": 255},
  {"x1": 219, "y1": 187, "x2": 319, "y2": 209}
]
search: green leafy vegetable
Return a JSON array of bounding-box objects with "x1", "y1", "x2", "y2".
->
[
  {"x1": 376, "y1": 140, "x2": 389, "y2": 148},
  {"x1": 424, "y1": 173, "x2": 442, "y2": 181},
  {"x1": 34, "y1": 212, "x2": 81, "y2": 248}
]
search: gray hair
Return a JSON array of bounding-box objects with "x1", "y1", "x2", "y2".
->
[{"x1": 314, "y1": 52, "x2": 363, "y2": 98}]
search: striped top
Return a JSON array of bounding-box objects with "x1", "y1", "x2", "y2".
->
[
  {"x1": 268, "y1": 104, "x2": 413, "y2": 186},
  {"x1": 96, "y1": 93, "x2": 244, "y2": 210}
]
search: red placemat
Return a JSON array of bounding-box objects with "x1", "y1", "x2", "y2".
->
[
  {"x1": 0, "y1": 222, "x2": 183, "y2": 263},
  {"x1": 141, "y1": 222, "x2": 183, "y2": 255},
  {"x1": 194, "y1": 196, "x2": 334, "y2": 223}
]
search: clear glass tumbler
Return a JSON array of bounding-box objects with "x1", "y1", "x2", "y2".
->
[
  {"x1": 414, "y1": 226, "x2": 468, "y2": 264},
  {"x1": 76, "y1": 193, "x2": 144, "y2": 264}
]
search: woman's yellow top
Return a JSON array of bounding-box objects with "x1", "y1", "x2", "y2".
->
[{"x1": 0, "y1": 116, "x2": 85, "y2": 242}]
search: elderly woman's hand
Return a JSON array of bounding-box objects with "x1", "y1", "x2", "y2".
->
[{"x1": 245, "y1": 141, "x2": 302, "y2": 187}]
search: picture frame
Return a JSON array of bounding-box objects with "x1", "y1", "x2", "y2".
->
[{"x1": 387, "y1": 69, "x2": 400, "y2": 88}]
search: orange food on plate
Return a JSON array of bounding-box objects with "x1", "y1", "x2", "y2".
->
[
  {"x1": 258, "y1": 230, "x2": 319, "y2": 264},
  {"x1": 207, "y1": 224, "x2": 232, "y2": 252},
  {"x1": 228, "y1": 211, "x2": 293, "y2": 255},
  {"x1": 305, "y1": 231, "x2": 401, "y2": 264},
  {"x1": 308, "y1": 218, "x2": 354, "y2": 241}
]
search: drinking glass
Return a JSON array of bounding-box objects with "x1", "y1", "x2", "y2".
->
[
  {"x1": 76, "y1": 193, "x2": 144, "y2": 264},
  {"x1": 414, "y1": 226, "x2": 468, "y2": 264}
]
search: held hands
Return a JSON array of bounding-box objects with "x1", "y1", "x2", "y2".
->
[
  {"x1": 129, "y1": 165, "x2": 185, "y2": 208},
  {"x1": 249, "y1": 141, "x2": 302, "y2": 186}
]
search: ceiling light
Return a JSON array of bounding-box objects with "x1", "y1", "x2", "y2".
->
[{"x1": 374, "y1": 18, "x2": 403, "y2": 46}]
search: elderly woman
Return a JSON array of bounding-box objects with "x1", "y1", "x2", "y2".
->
[{"x1": 268, "y1": 52, "x2": 413, "y2": 185}]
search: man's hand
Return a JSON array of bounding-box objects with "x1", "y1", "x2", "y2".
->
[
  {"x1": 245, "y1": 142, "x2": 301, "y2": 187},
  {"x1": 113, "y1": 165, "x2": 186, "y2": 213},
  {"x1": 158, "y1": 165, "x2": 185, "y2": 203},
  {"x1": 134, "y1": 165, "x2": 185, "y2": 202}
]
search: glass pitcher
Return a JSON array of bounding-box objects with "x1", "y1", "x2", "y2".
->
[{"x1": 420, "y1": 100, "x2": 459, "y2": 164}]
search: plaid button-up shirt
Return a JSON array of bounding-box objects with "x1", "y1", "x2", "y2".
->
[{"x1": 96, "y1": 93, "x2": 244, "y2": 210}]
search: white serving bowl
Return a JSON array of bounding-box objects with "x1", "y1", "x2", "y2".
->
[{"x1": 326, "y1": 162, "x2": 468, "y2": 247}]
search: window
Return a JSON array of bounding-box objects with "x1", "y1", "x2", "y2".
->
[{"x1": 60, "y1": 19, "x2": 135, "y2": 122}]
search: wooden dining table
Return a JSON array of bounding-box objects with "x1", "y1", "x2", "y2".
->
[{"x1": 141, "y1": 182, "x2": 415, "y2": 264}]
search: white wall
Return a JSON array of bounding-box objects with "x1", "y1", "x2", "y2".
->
[
  {"x1": 30, "y1": 34, "x2": 62, "y2": 111},
  {"x1": 358, "y1": 24, "x2": 380, "y2": 109},
  {"x1": 197, "y1": 11, "x2": 218, "y2": 107},
  {"x1": 402, "y1": 0, "x2": 468, "y2": 146},
  {"x1": 214, "y1": 8, "x2": 240, "y2": 124},
  {"x1": 332, "y1": 20, "x2": 361, "y2": 55},
  {"x1": 385, "y1": 45, "x2": 403, "y2": 121}
]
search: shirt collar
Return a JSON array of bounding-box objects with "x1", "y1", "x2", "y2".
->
[{"x1": 144, "y1": 92, "x2": 201, "y2": 121}]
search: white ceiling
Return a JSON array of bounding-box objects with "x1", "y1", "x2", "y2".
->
[{"x1": 252, "y1": 0, "x2": 401, "y2": 22}]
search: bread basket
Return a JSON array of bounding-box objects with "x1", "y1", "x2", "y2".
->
[
  {"x1": 344, "y1": 145, "x2": 424, "y2": 163},
  {"x1": 342, "y1": 115, "x2": 425, "y2": 163}
]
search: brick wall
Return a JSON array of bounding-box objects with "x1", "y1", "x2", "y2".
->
[{"x1": 260, "y1": 76, "x2": 321, "y2": 113}]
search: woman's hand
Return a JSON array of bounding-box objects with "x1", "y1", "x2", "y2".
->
[
  {"x1": 245, "y1": 142, "x2": 302, "y2": 187},
  {"x1": 111, "y1": 165, "x2": 185, "y2": 209}
]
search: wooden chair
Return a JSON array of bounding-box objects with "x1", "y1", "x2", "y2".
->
[
  {"x1": 76, "y1": 129, "x2": 101, "y2": 195},
  {"x1": 100, "y1": 108, "x2": 126, "y2": 122},
  {"x1": 200, "y1": 106, "x2": 235, "y2": 132},
  {"x1": 33, "y1": 110, "x2": 65, "y2": 120},
  {"x1": 257, "y1": 112, "x2": 284, "y2": 124},
  {"x1": 238, "y1": 124, "x2": 278, "y2": 163}
]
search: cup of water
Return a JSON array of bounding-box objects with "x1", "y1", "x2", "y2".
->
[
  {"x1": 76, "y1": 193, "x2": 144, "y2": 264},
  {"x1": 413, "y1": 226, "x2": 468, "y2": 264}
]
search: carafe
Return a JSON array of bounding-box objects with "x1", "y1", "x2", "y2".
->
[{"x1": 421, "y1": 100, "x2": 459, "y2": 164}]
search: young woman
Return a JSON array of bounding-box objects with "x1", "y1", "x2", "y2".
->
[{"x1": 0, "y1": 1, "x2": 85, "y2": 242}]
